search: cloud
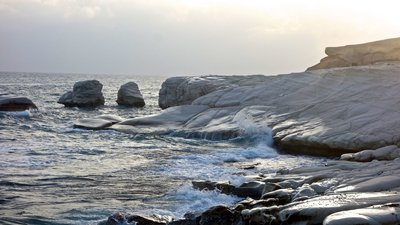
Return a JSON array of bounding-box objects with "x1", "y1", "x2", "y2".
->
[{"x1": 0, "y1": 0, "x2": 400, "y2": 75}]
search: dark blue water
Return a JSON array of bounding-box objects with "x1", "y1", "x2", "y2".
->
[{"x1": 0, "y1": 72, "x2": 322, "y2": 224}]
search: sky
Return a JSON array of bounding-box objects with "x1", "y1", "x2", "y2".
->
[{"x1": 1, "y1": 0, "x2": 400, "y2": 76}]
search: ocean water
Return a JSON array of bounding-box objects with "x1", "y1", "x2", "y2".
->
[{"x1": 0, "y1": 72, "x2": 323, "y2": 224}]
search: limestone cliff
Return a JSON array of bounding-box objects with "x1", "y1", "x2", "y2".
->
[
  {"x1": 79, "y1": 38, "x2": 400, "y2": 157},
  {"x1": 307, "y1": 37, "x2": 400, "y2": 70}
]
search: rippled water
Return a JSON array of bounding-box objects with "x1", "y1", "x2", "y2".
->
[{"x1": 0, "y1": 72, "x2": 323, "y2": 224}]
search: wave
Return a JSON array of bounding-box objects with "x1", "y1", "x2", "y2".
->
[{"x1": 164, "y1": 185, "x2": 241, "y2": 218}]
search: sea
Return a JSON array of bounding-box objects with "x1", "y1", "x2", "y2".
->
[{"x1": 0, "y1": 72, "x2": 323, "y2": 224}]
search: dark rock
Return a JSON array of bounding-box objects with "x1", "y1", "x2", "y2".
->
[
  {"x1": 167, "y1": 219, "x2": 198, "y2": 225},
  {"x1": 58, "y1": 80, "x2": 104, "y2": 107},
  {"x1": 192, "y1": 180, "x2": 235, "y2": 195},
  {"x1": 241, "y1": 206, "x2": 280, "y2": 225},
  {"x1": 127, "y1": 214, "x2": 169, "y2": 225},
  {"x1": 261, "y1": 188, "x2": 294, "y2": 205},
  {"x1": 199, "y1": 205, "x2": 239, "y2": 225},
  {"x1": 103, "y1": 212, "x2": 129, "y2": 225},
  {"x1": 262, "y1": 183, "x2": 282, "y2": 195},
  {"x1": 117, "y1": 82, "x2": 145, "y2": 107},
  {"x1": 233, "y1": 181, "x2": 265, "y2": 199},
  {"x1": 236, "y1": 198, "x2": 280, "y2": 210},
  {"x1": 0, "y1": 95, "x2": 37, "y2": 111},
  {"x1": 57, "y1": 91, "x2": 74, "y2": 107}
]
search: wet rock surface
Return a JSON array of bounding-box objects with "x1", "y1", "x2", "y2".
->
[
  {"x1": 58, "y1": 80, "x2": 105, "y2": 107},
  {"x1": 86, "y1": 63, "x2": 400, "y2": 156},
  {"x1": 104, "y1": 156, "x2": 400, "y2": 225},
  {"x1": 158, "y1": 75, "x2": 267, "y2": 109},
  {"x1": 0, "y1": 94, "x2": 37, "y2": 111},
  {"x1": 73, "y1": 114, "x2": 123, "y2": 130},
  {"x1": 117, "y1": 81, "x2": 145, "y2": 107}
]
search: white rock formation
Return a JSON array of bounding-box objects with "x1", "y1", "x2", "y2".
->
[
  {"x1": 341, "y1": 145, "x2": 400, "y2": 162},
  {"x1": 58, "y1": 80, "x2": 105, "y2": 107},
  {"x1": 279, "y1": 192, "x2": 400, "y2": 225},
  {"x1": 109, "y1": 63, "x2": 400, "y2": 156},
  {"x1": 116, "y1": 82, "x2": 145, "y2": 107},
  {"x1": 308, "y1": 37, "x2": 400, "y2": 70},
  {"x1": 323, "y1": 204, "x2": 400, "y2": 225},
  {"x1": 158, "y1": 75, "x2": 267, "y2": 109},
  {"x1": 62, "y1": 38, "x2": 396, "y2": 157}
]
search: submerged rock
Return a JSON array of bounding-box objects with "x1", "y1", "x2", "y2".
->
[
  {"x1": 117, "y1": 82, "x2": 145, "y2": 107},
  {"x1": 0, "y1": 95, "x2": 37, "y2": 111},
  {"x1": 73, "y1": 114, "x2": 123, "y2": 130},
  {"x1": 58, "y1": 80, "x2": 105, "y2": 107}
]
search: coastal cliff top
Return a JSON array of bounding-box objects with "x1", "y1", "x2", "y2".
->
[{"x1": 308, "y1": 37, "x2": 400, "y2": 70}]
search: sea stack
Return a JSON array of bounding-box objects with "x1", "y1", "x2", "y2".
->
[
  {"x1": 58, "y1": 80, "x2": 105, "y2": 107},
  {"x1": 116, "y1": 82, "x2": 145, "y2": 107}
]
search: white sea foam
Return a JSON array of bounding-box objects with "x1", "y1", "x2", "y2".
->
[
  {"x1": 164, "y1": 185, "x2": 241, "y2": 218},
  {"x1": 2, "y1": 110, "x2": 32, "y2": 118},
  {"x1": 162, "y1": 132, "x2": 277, "y2": 186}
]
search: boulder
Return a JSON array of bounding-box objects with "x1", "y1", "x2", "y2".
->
[
  {"x1": 116, "y1": 82, "x2": 145, "y2": 107},
  {"x1": 241, "y1": 206, "x2": 280, "y2": 225},
  {"x1": 233, "y1": 181, "x2": 265, "y2": 199},
  {"x1": 261, "y1": 188, "x2": 294, "y2": 205},
  {"x1": 199, "y1": 205, "x2": 238, "y2": 225},
  {"x1": 0, "y1": 95, "x2": 37, "y2": 111},
  {"x1": 58, "y1": 80, "x2": 104, "y2": 107},
  {"x1": 158, "y1": 75, "x2": 267, "y2": 109},
  {"x1": 57, "y1": 91, "x2": 74, "y2": 107},
  {"x1": 126, "y1": 214, "x2": 169, "y2": 225},
  {"x1": 308, "y1": 37, "x2": 400, "y2": 70}
]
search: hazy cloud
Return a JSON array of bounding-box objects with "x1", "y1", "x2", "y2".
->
[{"x1": 0, "y1": 0, "x2": 400, "y2": 76}]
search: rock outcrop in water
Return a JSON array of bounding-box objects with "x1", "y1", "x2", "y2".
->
[
  {"x1": 307, "y1": 37, "x2": 400, "y2": 70},
  {"x1": 102, "y1": 157, "x2": 400, "y2": 224},
  {"x1": 0, "y1": 94, "x2": 37, "y2": 111},
  {"x1": 117, "y1": 82, "x2": 145, "y2": 107},
  {"x1": 58, "y1": 80, "x2": 105, "y2": 107},
  {"x1": 74, "y1": 114, "x2": 123, "y2": 130}
]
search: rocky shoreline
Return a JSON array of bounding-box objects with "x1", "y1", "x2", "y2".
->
[
  {"x1": 101, "y1": 153, "x2": 400, "y2": 225},
  {"x1": 92, "y1": 37, "x2": 400, "y2": 224}
]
